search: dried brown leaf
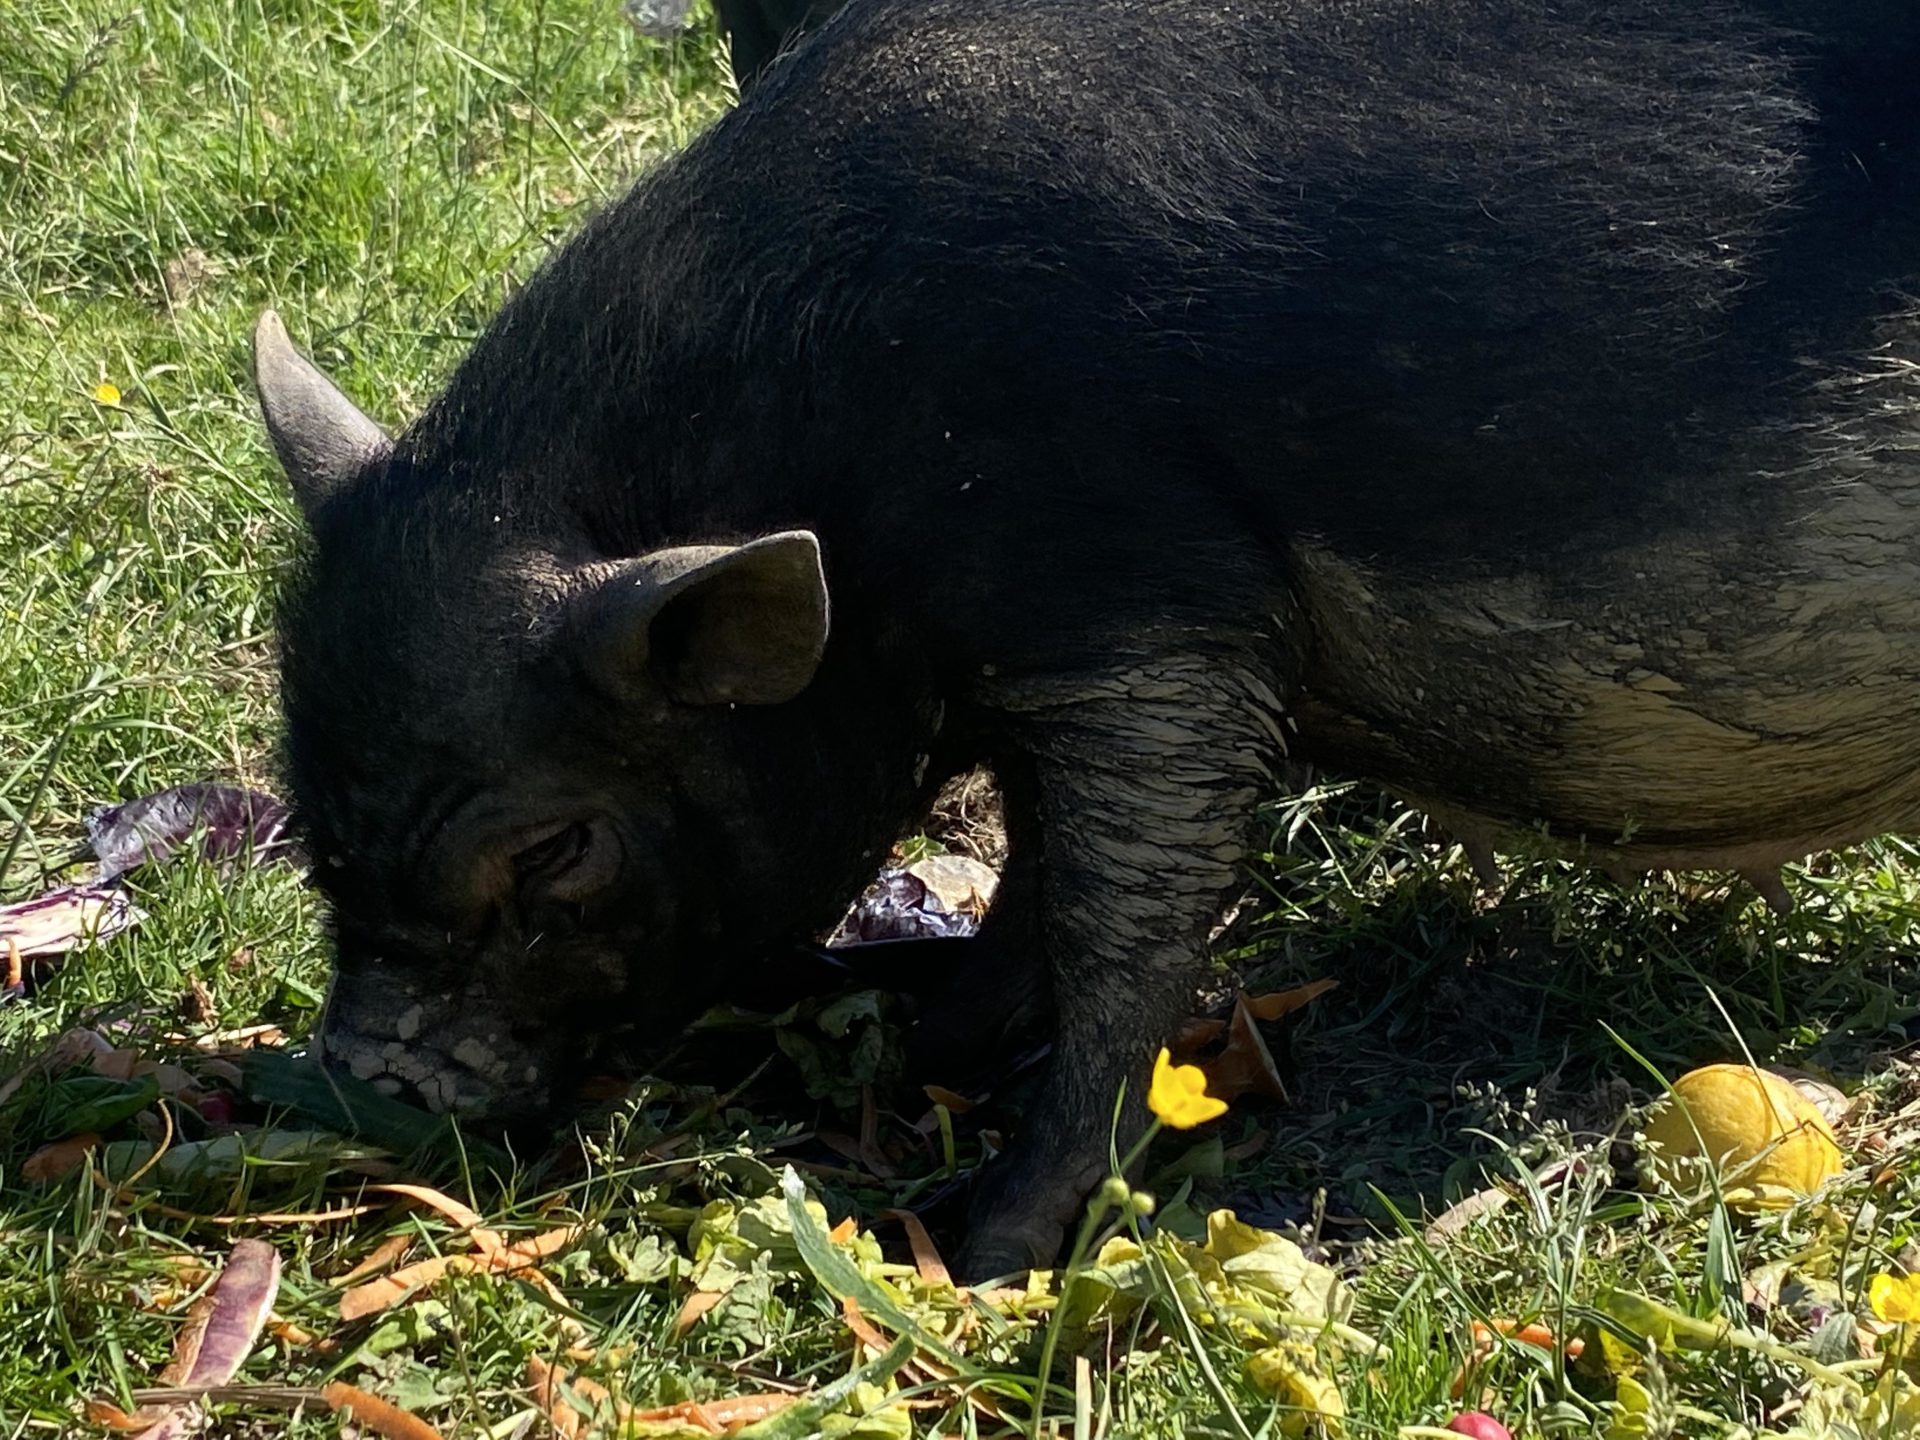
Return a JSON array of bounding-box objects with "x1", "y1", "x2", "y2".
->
[
  {"x1": 500, "y1": 1224, "x2": 587, "y2": 1265},
  {"x1": 24, "y1": 1131, "x2": 101, "y2": 1182},
  {"x1": 158, "y1": 1240, "x2": 281, "y2": 1388},
  {"x1": 842, "y1": 1295, "x2": 893, "y2": 1355},
  {"x1": 100, "y1": 1240, "x2": 282, "y2": 1440},
  {"x1": 92, "y1": 1047, "x2": 139, "y2": 1081},
  {"x1": 527, "y1": 1357, "x2": 616, "y2": 1438},
  {"x1": 335, "y1": 1233, "x2": 415, "y2": 1285},
  {"x1": 1171, "y1": 1015, "x2": 1227, "y2": 1051},
  {"x1": 184, "y1": 1024, "x2": 286, "y2": 1050},
  {"x1": 921, "y1": 1084, "x2": 977, "y2": 1114},
  {"x1": 1198, "y1": 995, "x2": 1289, "y2": 1105},
  {"x1": 181, "y1": 978, "x2": 218, "y2": 1026},
  {"x1": 1242, "y1": 978, "x2": 1339, "y2": 1023},
  {"x1": 883, "y1": 1209, "x2": 951, "y2": 1287},
  {"x1": 364, "y1": 1182, "x2": 487, "y2": 1234},
  {"x1": 633, "y1": 1393, "x2": 800, "y2": 1432}
]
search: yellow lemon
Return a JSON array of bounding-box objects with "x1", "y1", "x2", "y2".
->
[{"x1": 1641, "y1": 1063, "x2": 1844, "y2": 1208}]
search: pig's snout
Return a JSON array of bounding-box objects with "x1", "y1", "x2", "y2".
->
[{"x1": 317, "y1": 988, "x2": 561, "y2": 1122}]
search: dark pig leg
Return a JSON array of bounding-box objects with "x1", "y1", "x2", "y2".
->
[{"x1": 959, "y1": 650, "x2": 1288, "y2": 1278}]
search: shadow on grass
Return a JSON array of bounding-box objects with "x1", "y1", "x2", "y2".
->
[{"x1": 1209, "y1": 780, "x2": 1920, "y2": 1234}]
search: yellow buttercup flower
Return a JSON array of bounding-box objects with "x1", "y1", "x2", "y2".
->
[
  {"x1": 1148, "y1": 1047, "x2": 1227, "y2": 1129},
  {"x1": 1870, "y1": 1272, "x2": 1920, "y2": 1324},
  {"x1": 92, "y1": 382, "x2": 121, "y2": 406}
]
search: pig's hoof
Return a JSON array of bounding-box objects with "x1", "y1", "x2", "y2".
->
[
  {"x1": 959, "y1": 1150, "x2": 1113, "y2": 1281},
  {"x1": 955, "y1": 1214, "x2": 1066, "y2": 1284}
]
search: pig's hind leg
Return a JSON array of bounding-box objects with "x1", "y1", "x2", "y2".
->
[{"x1": 958, "y1": 646, "x2": 1289, "y2": 1278}]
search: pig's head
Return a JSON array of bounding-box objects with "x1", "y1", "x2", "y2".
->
[{"x1": 251, "y1": 311, "x2": 886, "y2": 1130}]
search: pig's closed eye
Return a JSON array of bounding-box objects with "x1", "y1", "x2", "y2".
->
[
  {"x1": 515, "y1": 823, "x2": 587, "y2": 877},
  {"x1": 512, "y1": 819, "x2": 621, "y2": 902}
]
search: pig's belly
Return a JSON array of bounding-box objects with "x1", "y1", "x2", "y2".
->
[{"x1": 1286, "y1": 534, "x2": 1920, "y2": 871}]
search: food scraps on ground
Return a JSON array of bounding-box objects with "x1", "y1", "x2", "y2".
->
[
  {"x1": 1641, "y1": 1062, "x2": 1847, "y2": 1208},
  {"x1": 1444, "y1": 1412, "x2": 1515, "y2": 1440},
  {"x1": 86, "y1": 1239, "x2": 281, "y2": 1440},
  {"x1": 0, "y1": 782, "x2": 293, "y2": 997},
  {"x1": 319, "y1": 1382, "x2": 446, "y2": 1440},
  {"x1": 1450, "y1": 1318, "x2": 1585, "y2": 1398},
  {"x1": 0, "y1": 885, "x2": 142, "y2": 965},
  {"x1": 84, "y1": 783, "x2": 295, "y2": 880}
]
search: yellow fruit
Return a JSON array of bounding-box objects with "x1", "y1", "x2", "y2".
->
[{"x1": 1641, "y1": 1063, "x2": 1844, "y2": 1208}]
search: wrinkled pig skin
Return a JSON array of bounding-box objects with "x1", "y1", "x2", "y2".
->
[{"x1": 256, "y1": 0, "x2": 1920, "y2": 1276}]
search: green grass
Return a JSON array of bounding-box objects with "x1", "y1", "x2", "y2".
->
[{"x1": 6, "y1": 4, "x2": 1920, "y2": 1437}]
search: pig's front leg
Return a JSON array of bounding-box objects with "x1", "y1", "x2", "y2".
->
[{"x1": 957, "y1": 651, "x2": 1288, "y2": 1279}]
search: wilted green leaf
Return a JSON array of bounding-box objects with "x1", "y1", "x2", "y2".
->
[
  {"x1": 815, "y1": 991, "x2": 885, "y2": 1040},
  {"x1": 1205, "y1": 1211, "x2": 1348, "y2": 1326},
  {"x1": 358, "y1": 1300, "x2": 453, "y2": 1360},
  {"x1": 608, "y1": 1233, "x2": 681, "y2": 1285},
  {"x1": 819, "y1": 1382, "x2": 914, "y2": 1440},
  {"x1": 240, "y1": 1049, "x2": 507, "y2": 1170},
  {"x1": 95, "y1": 1129, "x2": 348, "y2": 1198},
  {"x1": 39, "y1": 1072, "x2": 159, "y2": 1136},
  {"x1": 779, "y1": 1167, "x2": 964, "y2": 1368},
  {"x1": 690, "y1": 1189, "x2": 880, "y2": 1293},
  {"x1": 732, "y1": 1334, "x2": 914, "y2": 1440},
  {"x1": 1602, "y1": 1290, "x2": 1733, "y2": 1352}
]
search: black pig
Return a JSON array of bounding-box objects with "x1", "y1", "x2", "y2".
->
[{"x1": 256, "y1": 0, "x2": 1920, "y2": 1275}]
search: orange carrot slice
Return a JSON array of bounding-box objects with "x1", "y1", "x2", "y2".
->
[{"x1": 321, "y1": 1381, "x2": 445, "y2": 1440}]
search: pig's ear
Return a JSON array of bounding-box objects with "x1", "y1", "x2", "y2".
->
[
  {"x1": 579, "y1": 531, "x2": 830, "y2": 706},
  {"x1": 251, "y1": 309, "x2": 391, "y2": 519}
]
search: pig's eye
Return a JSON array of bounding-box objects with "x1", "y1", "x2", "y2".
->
[
  {"x1": 510, "y1": 819, "x2": 620, "y2": 902},
  {"x1": 514, "y1": 823, "x2": 587, "y2": 877}
]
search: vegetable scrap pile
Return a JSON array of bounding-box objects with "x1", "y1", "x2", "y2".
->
[
  {"x1": 12, "y1": 990, "x2": 1920, "y2": 1440},
  {"x1": 8, "y1": 779, "x2": 1920, "y2": 1438},
  {"x1": 54, "y1": 1158, "x2": 1370, "y2": 1440},
  {"x1": 2, "y1": 783, "x2": 291, "y2": 999}
]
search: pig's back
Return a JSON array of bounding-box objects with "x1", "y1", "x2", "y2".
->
[
  {"x1": 685, "y1": 0, "x2": 1907, "y2": 560},
  {"x1": 415, "y1": 0, "x2": 1920, "y2": 811},
  {"x1": 745, "y1": 0, "x2": 1920, "y2": 858}
]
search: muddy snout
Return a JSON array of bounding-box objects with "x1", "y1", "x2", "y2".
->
[{"x1": 316, "y1": 977, "x2": 578, "y2": 1130}]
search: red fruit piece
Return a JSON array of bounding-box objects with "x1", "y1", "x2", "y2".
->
[
  {"x1": 196, "y1": 1092, "x2": 237, "y2": 1126},
  {"x1": 1446, "y1": 1414, "x2": 1514, "y2": 1440}
]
